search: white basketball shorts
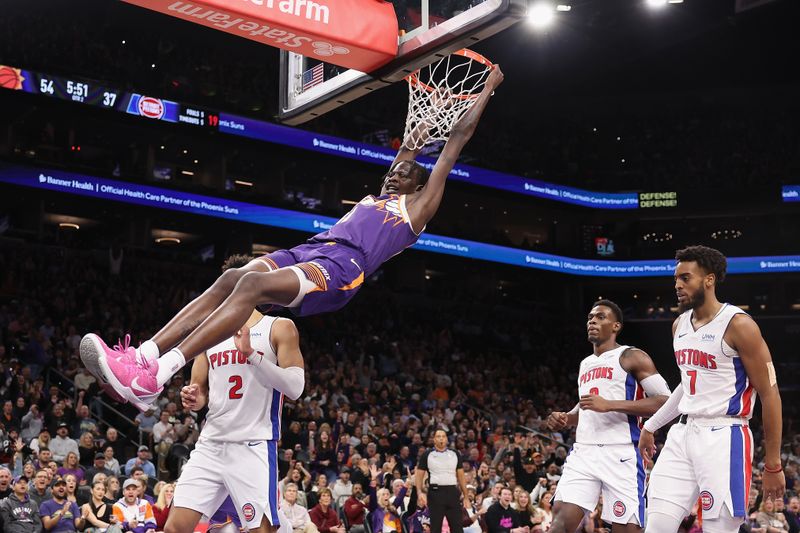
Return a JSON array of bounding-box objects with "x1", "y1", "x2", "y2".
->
[
  {"x1": 173, "y1": 436, "x2": 281, "y2": 530},
  {"x1": 647, "y1": 416, "x2": 752, "y2": 521},
  {"x1": 553, "y1": 442, "x2": 646, "y2": 526}
]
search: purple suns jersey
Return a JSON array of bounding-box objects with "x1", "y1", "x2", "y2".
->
[{"x1": 308, "y1": 194, "x2": 421, "y2": 276}]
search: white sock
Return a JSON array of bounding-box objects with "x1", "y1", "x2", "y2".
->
[
  {"x1": 139, "y1": 340, "x2": 160, "y2": 362},
  {"x1": 156, "y1": 349, "x2": 186, "y2": 388}
]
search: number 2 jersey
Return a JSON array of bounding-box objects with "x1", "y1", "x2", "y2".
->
[
  {"x1": 575, "y1": 345, "x2": 645, "y2": 445},
  {"x1": 201, "y1": 314, "x2": 285, "y2": 442},
  {"x1": 674, "y1": 303, "x2": 754, "y2": 419}
]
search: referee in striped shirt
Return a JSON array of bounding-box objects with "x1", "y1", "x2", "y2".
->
[{"x1": 415, "y1": 429, "x2": 470, "y2": 533}]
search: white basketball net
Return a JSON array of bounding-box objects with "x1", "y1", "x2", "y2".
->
[{"x1": 402, "y1": 49, "x2": 493, "y2": 150}]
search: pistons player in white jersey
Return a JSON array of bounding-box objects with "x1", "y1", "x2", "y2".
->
[
  {"x1": 164, "y1": 257, "x2": 305, "y2": 533},
  {"x1": 545, "y1": 300, "x2": 670, "y2": 533},
  {"x1": 639, "y1": 245, "x2": 784, "y2": 533}
]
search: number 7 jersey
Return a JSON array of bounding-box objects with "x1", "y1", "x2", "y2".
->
[
  {"x1": 674, "y1": 304, "x2": 755, "y2": 419},
  {"x1": 202, "y1": 314, "x2": 285, "y2": 442}
]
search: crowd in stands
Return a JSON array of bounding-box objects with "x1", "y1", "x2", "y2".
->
[{"x1": 0, "y1": 238, "x2": 799, "y2": 533}]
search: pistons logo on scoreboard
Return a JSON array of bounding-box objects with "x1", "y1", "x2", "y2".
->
[
  {"x1": 700, "y1": 491, "x2": 714, "y2": 511},
  {"x1": 138, "y1": 96, "x2": 165, "y2": 119},
  {"x1": 242, "y1": 503, "x2": 256, "y2": 522},
  {"x1": 613, "y1": 500, "x2": 626, "y2": 517}
]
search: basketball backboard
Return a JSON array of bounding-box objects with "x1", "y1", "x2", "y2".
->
[{"x1": 278, "y1": 0, "x2": 526, "y2": 125}]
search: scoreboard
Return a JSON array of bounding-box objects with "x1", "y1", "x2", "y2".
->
[{"x1": 0, "y1": 65, "x2": 219, "y2": 129}]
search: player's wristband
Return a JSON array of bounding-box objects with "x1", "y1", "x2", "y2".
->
[{"x1": 764, "y1": 463, "x2": 783, "y2": 473}]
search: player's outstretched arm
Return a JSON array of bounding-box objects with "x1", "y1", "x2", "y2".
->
[
  {"x1": 405, "y1": 66, "x2": 504, "y2": 232},
  {"x1": 235, "y1": 320, "x2": 305, "y2": 400},
  {"x1": 181, "y1": 352, "x2": 209, "y2": 411},
  {"x1": 728, "y1": 314, "x2": 785, "y2": 501},
  {"x1": 579, "y1": 349, "x2": 669, "y2": 416}
]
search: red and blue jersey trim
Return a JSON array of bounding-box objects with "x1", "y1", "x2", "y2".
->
[
  {"x1": 726, "y1": 358, "x2": 754, "y2": 417},
  {"x1": 625, "y1": 374, "x2": 644, "y2": 445},
  {"x1": 728, "y1": 425, "x2": 752, "y2": 517}
]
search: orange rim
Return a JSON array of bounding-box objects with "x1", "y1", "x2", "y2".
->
[{"x1": 405, "y1": 48, "x2": 493, "y2": 101}]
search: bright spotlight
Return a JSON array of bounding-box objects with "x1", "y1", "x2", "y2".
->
[
  {"x1": 646, "y1": 0, "x2": 668, "y2": 7},
  {"x1": 528, "y1": 2, "x2": 555, "y2": 28}
]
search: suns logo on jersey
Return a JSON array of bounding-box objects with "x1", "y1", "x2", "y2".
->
[{"x1": 373, "y1": 195, "x2": 407, "y2": 227}]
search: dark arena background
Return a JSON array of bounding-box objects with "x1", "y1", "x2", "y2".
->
[{"x1": 1, "y1": 0, "x2": 799, "y2": 531}]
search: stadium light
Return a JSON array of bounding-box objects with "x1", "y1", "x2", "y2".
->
[
  {"x1": 646, "y1": 0, "x2": 668, "y2": 7},
  {"x1": 528, "y1": 3, "x2": 555, "y2": 28}
]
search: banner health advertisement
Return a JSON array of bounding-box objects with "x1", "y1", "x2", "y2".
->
[
  {"x1": 216, "y1": 113, "x2": 641, "y2": 209},
  {"x1": 3, "y1": 164, "x2": 799, "y2": 277}
]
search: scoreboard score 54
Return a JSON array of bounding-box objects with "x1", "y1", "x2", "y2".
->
[
  {"x1": 0, "y1": 64, "x2": 218, "y2": 129},
  {"x1": 34, "y1": 72, "x2": 117, "y2": 108}
]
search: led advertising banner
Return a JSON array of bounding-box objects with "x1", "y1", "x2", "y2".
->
[
  {"x1": 216, "y1": 113, "x2": 642, "y2": 209},
  {"x1": 2, "y1": 164, "x2": 799, "y2": 276},
  {"x1": 0, "y1": 64, "x2": 642, "y2": 209}
]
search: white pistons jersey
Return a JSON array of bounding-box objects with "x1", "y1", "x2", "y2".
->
[
  {"x1": 674, "y1": 304, "x2": 754, "y2": 418},
  {"x1": 201, "y1": 314, "x2": 284, "y2": 442},
  {"x1": 575, "y1": 345, "x2": 644, "y2": 445}
]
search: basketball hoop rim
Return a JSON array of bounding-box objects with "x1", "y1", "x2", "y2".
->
[{"x1": 405, "y1": 48, "x2": 494, "y2": 101}]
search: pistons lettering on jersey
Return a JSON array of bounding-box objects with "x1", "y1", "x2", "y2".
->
[
  {"x1": 208, "y1": 349, "x2": 252, "y2": 369},
  {"x1": 674, "y1": 348, "x2": 717, "y2": 369},
  {"x1": 579, "y1": 366, "x2": 614, "y2": 384}
]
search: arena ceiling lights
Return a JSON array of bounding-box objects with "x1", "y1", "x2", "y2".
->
[
  {"x1": 527, "y1": 2, "x2": 571, "y2": 28},
  {"x1": 645, "y1": 0, "x2": 684, "y2": 8}
]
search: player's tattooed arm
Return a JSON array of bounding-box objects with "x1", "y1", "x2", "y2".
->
[
  {"x1": 580, "y1": 349, "x2": 668, "y2": 416},
  {"x1": 181, "y1": 353, "x2": 209, "y2": 411},
  {"x1": 727, "y1": 313, "x2": 785, "y2": 501}
]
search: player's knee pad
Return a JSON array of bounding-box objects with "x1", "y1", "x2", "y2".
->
[
  {"x1": 700, "y1": 505, "x2": 744, "y2": 533},
  {"x1": 644, "y1": 498, "x2": 685, "y2": 533},
  {"x1": 287, "y1": 265, "x2": 319, "y2": 307}
]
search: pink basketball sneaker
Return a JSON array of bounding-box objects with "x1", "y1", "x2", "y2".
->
[
  {"x1": 80, "y1": 334, "x2": 128, "y2": 403},
  {"x1": 81, "y1": 333, "x2": 163, "y2": 411}
]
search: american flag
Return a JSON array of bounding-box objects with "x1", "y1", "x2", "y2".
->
[{"x1": 302, "y1": 63, "x2": 324, "y2": 91}]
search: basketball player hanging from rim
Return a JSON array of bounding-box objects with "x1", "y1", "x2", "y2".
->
[
  {"x1": 639, "y1": 245, "x2": 784, "y2": 533},
  {"x1": 80, "y1": 59, "x2": 504, "y2": 409},
  {"x1": 543, "y1": 299, "x2": 671, "y2": 533}
]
